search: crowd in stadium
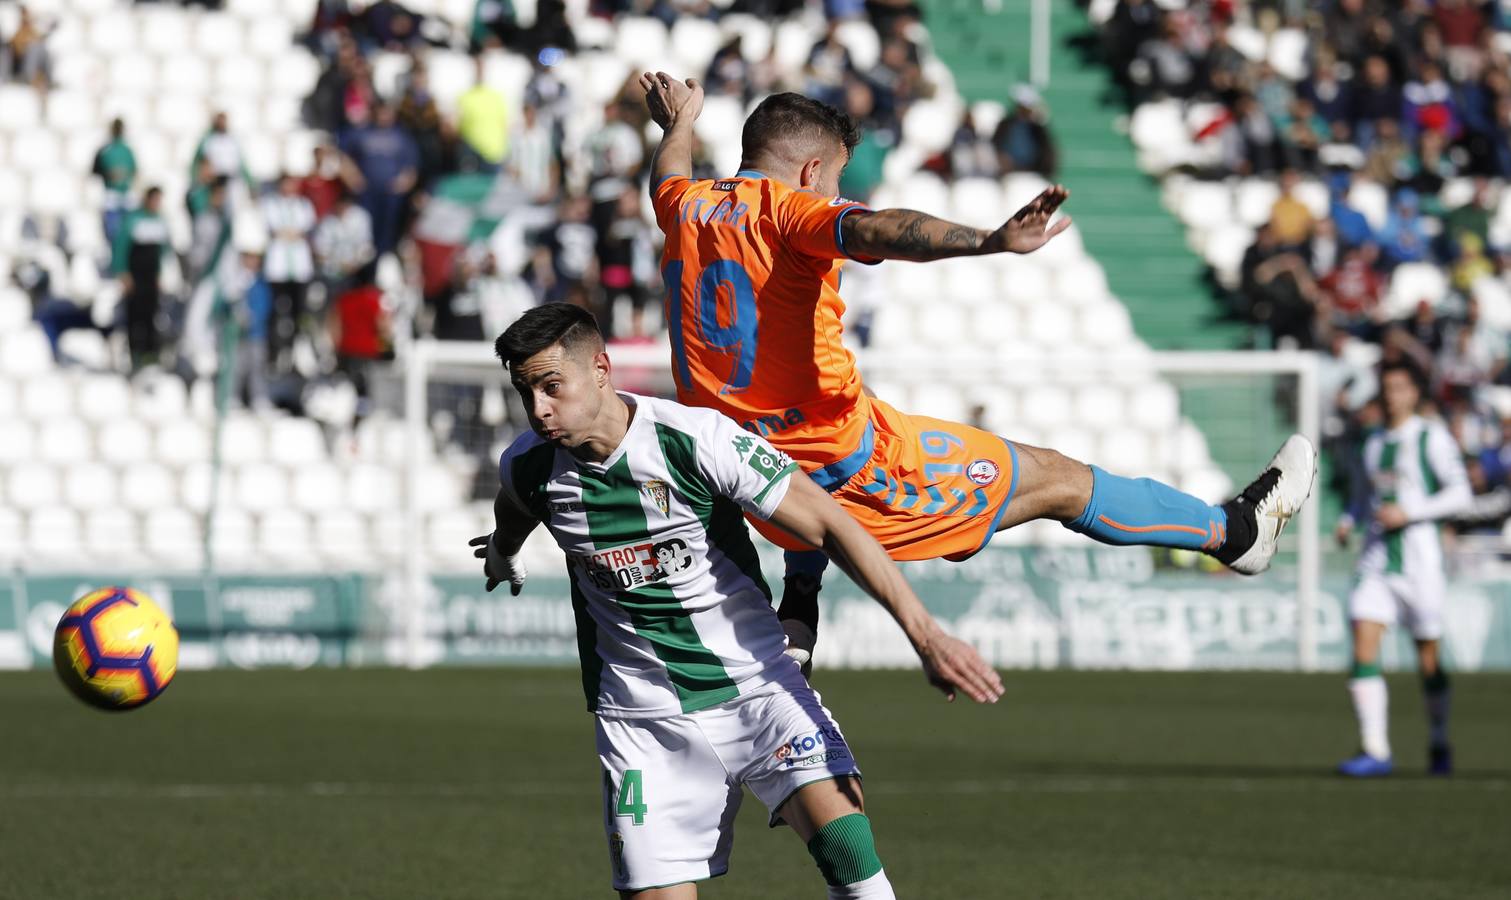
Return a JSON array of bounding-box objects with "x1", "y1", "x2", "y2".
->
[{"x1": 1099, "y1": 0, "x2": 1511, "y2": 541}]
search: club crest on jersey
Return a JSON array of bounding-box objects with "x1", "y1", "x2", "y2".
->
[
  {"x1": 641, "y1": 480, "x2": 671, "y2": 516},
  {"x1": 967, "y1": 459, "x2": 1000, "y2": 486}
]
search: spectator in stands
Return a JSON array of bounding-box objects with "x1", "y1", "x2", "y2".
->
[
  {"x1": 2, "y1": 6, "x2": 54, "y2": 91},
  {"x1": 1301, "y1": 46, "x2": 1353, "y2": 131},
  {"x1": 1350, "y1": 57, "x2": 1400, "y2": 148},
  {"x1": 314, "y1": 187, "x2": 376, "y2": 298},
  {"x1": 582, "y1": 100, "x2": 643, "y2": 235},
  {"x1": 191, "y1": 112, "x2": 252, "y2": 192},
  {"x1": 186, "y1": 176, "x2": 232, "y2": 289},
  {"x1": 304, "y1": 36, "x2": 362, "y2": 132},
  {"x1": 230, "y1": 249, "x2": 274, "y2": 411},
  {"x1": 397, "y1": 61, "x2": 455, "y2": 187},
  {"x1": 111, "y1": 187, "x2": 171, "y2": 373},
  {"x1": 704, "y1": 36, "x2": 751, "y2": 101},
  {"x1": 1203, "y1": 19, "x2": 1249, "y2": 102},
  {"x1": 1225, "y1": 92, "x2": 1281, "y2": 175},
  {"x1": 1240, "y1": 222, "x2": 1320, "y2": 348},
  {"x1": 261, "y1": 174, "x2": 319, "y2": 373},
  {"x1": 840, "y1": 79, "x2": 891, "y2": 199},
  {"x1": 598, "y1": 187, "x2": 657, "y2": 340},
  {"x1": 329, "y1": 278, "x2": 391, "y2": 422},
  {"x1": 1133, "y1": 17, "x2": 1198, "y2": 100},
  {"x1": 1318, "y1": 243, "x2": 1383, "y2": 336},
  {"x1": 1377, "y1": 188, "x2": 1432, "y2": 268},
  {"x1": 1448, "y1": 296, "x2": 1507, "y2": 382},
  {"x1": 993, "y1": 85, "x2": 1057, "y2": 178},
  {"x1": 1362, "y1": 117, "x2": 1411, "y2": 185},
  {"x1": 456, "y1": 56, "x2": 509, "y2": 174},
  {"x1": 805, "y1": 23, "x2": 854, "y2": 108},
  {"x1": 1103, "y1": 0, "x2": 1161, "y2": 101},
  {"x1": 1309, "y1": 215, "x2": 1341, "y2": 278},
  {"x1": 529, "y1": 193, "x2": 597, "y2": 311},
  {"x1": 1268, "y1": 170, "x2": 1315, "y2": 251},
  {"x1": 1327, "y1": 169, "x2": 1376, "y2": 247},
  {"x1": 1402, "y1": 61, "x2": 1459, "y2": 143},
  {"x1": 341, "y1": 101, "x2": 420, "y2": 256},
  {"x1": 1433, "y1": 0, "x2": 1487, "y2": 81},
  {"x1": 524, "y1": 52, "x2": 572, "y2": 148},
  {"x1": 300, "y1": 144, "x2": 347, "y2": 220},
  {"x1": 91, "y1": 118, "x2": 137, "y2": 249},
  {"x1": 1401, "y1": 298, "x2": 1448, "y2": 357},
  {"x1": 509, "y1": 102, "x2": 560, "y2": 204},
  {"x1": 14, "y1": 242, "x2": 104, "y2": 365}
]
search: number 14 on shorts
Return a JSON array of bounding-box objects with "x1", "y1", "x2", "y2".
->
[{"x1": 615, "y1": 769, "x2": 648, "y2": 826}]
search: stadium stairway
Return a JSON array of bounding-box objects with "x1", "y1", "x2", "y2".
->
[{"x1": 919, "y1": 0, "x2": 1302, "y2": 503}]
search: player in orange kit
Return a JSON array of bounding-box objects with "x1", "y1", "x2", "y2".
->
[{"x1": 641, "y1": 72, "x2": 1318, "y2": 666}]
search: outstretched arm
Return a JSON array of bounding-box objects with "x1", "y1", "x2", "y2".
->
[
  {"x1": 841, "y1": 185, "x2": 1072, "y2": 262},
  {"x1": 469, "y1": 490, "x2": 540, "y2": 595},
  {"x1": 765, "y1": 474, "x2": 1004, "y2": 704},
  {"x1": 640, "y1": 71, "x2": 703, "y2": 191}
]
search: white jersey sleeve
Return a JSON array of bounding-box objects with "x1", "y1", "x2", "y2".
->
[
  {"x1": 695, "y1": 413, "x2": 799, "y2": 520},
  {"x1": 1401, "y1": 422, "x2": 1472, "y2": 524}
]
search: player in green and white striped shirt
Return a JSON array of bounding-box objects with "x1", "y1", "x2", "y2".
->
[
  {"x1": 1335, "y1": 361, "x2": 1471, "y2": 777},
  {"x1": 472, "y1": 303, "x2": 1003, "y2": 899}
]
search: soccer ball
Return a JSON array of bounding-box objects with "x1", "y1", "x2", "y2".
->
[{"x1": 53, "y1": 587, "x2": 179, "y2": 710}]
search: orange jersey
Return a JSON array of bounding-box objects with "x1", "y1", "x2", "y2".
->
[{"x1": 652, "y1": 171, "x2": 878, "y2": 475}]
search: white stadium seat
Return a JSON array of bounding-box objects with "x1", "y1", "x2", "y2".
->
[
  {"x1": 258, "y1": 510, "x2": 318, "y2": 566},
  {"x1": 0, "y1": 509, "x2": 21, "y2": 565},
  {"x1": 0, "y1": 420, "x2": 34, "y2": 468},
  {"x1": 43, "y1": 90, "x2": 94, "y2": 134},
  {"x1": 1000, "y1": 260, "x2": 1051, "y2": 306},
  {"x1": 1026, "y1": 304, "x2": 1075, "y2": 347},
  {"x1": 268, "y1": 52, "x2": 321, "y2": 99},
  {"x1": 349, "y1": 464, "x2": 402, "y2": 514},
  {"x1": 140, "y1": 7, "x2": 191, "y2": 57},
  {"x1": 87, "y1": 9, "x2": 136, "y2": 55},
  {"x1": 427, "y1": 510, "x2": 481, "y2": 571},
  {"x1": 160, "y1": 55, "x2": 213, "y2": 96},
  {"x1": 209, "y1": 509, "x2": 256, "y2": 567},
  {"x1": 1074, "y1": 384, "x2": 1123, "y2": 424},
  {"x1": 22, "y1": 374, "x2": 75, "y2": 421},
  {"x1": 835, "y1": 20, "x2": 881, "y2": 71},
  {"x1": 315, "y1": 511, "x2": 370, "y2": 566},
  {"x1": 909, "y1": 383, "x2": 969, "y2": 425},
  {"x1": 0, "y1": 86, "x2": 42, "y2": 133},
  {"x1": 1078, "y1": 302, "x2": 1136, "y2": 349},
  {"x1": 247, "y1": 18, "x2": 294, "y2": 59},
  {"x1": 1, "y1": 327, "x2": 54, "y2": 377},
  {"x1": 268, "y1": 418, "x2": 328, "y2": 467},
  {"x1": 1234, "y1": 178, "x2": 1280, "y2": 229},
  {"x1": 670, "y1": 17, "x2": 721, "y2": 73},
  {"x1": 1019, "y1": 384, "x2": 1072, "y2": 431},
  {"x1": 220, "y1": 415, "x2": 269, "y2": 465},
  {"x1": 612, "y1": 17, "x2": 668, "y2": 70},
  {"x1": 9, "y1": 463, "x2": 60, "y2": 511},
  {"x1": 865, "y1": 305, "x2": 913, "y2": 350},
  {"x1": 916, "y1": 301, "x2": 969, "y2": 349},
  {"x1": 1348, "y1": 179, "x2": 1390, "y2": 232},
  {"x1": 27, "y1": 507, "x2": 83, "y2": 564},
  {"x1": 75, "y1": 374, "x2": 133, "y2": 424},
  {"x1": 236, "y1": 462, "x2": 291, "y2": 513},
  {"x1": 156, "y1": 420, "x2": 212, "y2": 467},
  {"x1": 195, "y1": 14, "x2": 245, "y2": 57},
  {"x1": 98, "y1": 419, "x2": 155, "y2": 466},
  {"x1": 120, "y1": 462, "x2": 178, "y2": 513},
  {"x1": 1097, "y1": 426, "x2": 1154, "y2": 474},
  {"x1": 901, "y1": 100, "x2": 959, "y2": 155},
  {"x1": 27, "y1": 169, "x2": 80, "y2": 217},
  {"x1": 84, "y1": 508, "x2": 140, "y2": 565},
  {"x1": 1053, "y1": 263, "x2": 1110, "y2": 307},
  {"x1": 136, "y1": 376, "x2": 189, "y2": 423},
  {"x1": 291, "y1": 463, "x2": 346, "y2": 513},
  {"x1": 145, "y1": 508, "x2": 203, "y2": 569},
  {"x1": 1129, "y1": 381, "x2": 1181, "y2": 431},
  {"x1": 37, "y1": 419, "x2": 92, "y2": 464},
  {"x1": 1385, "y1": 263, "x2": 1449, "y2": 317}
]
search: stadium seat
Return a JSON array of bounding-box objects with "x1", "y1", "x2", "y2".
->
[
  {"x1": 580, "y1": 52, "x2": 632, "y2": 107},
  {"x1": 120, "y1": 462, "x2": 178, "y2": 513},
  {"x1": 37, "y1": 418, "x2": 92, "y2": 465},
  {"x1": 144, "y1": 508, "x2": 203, "y2": 569},
  {"x1": 1348, "y1": 179, "x2": 1390, "y2": 232},
  {"x1": 160, "y1": 55, "x2": 213, "y2": 95},
  {"x1": 1203, "y1": 224, "x2": 1255, "y2": 290},
  {"x1": 236, "y1": 462, "x2": 291, "y2": 513},
  {"x1": 1, "y1": 327, "x2": 54, "y2": 377},
  {"x1": 1097, "y1": 426, "x2": 1154, "y2": 474},
  {"x1": 0, "y1": 419, "x2": 33, "y2": 468},
  {"x1": 258, "y1": 509, "x2": 318, "y2": 566},
  {"x1": 1053, "y1": 263, "x2": 1111, "y2": 307},
  {"x1": 98, "y1": 419, "x2": 154, "y2": 466},
  {"x1": 87, "y1": 8, "x2": 136, "y2": 55},
  {"x1": 916, "y1": 301, "x2": 969, "y2": 349},
  {"x1": 43, "y1": 89, "x2": 94, "y2": 135},
  {"x1": 9, "y1": 463, "x2": 60, "y2": 511},
  {"x1": 266, "y1": 417, "x2": 328, "y2": 467},
  {"x1": 268, "y1": 51, "x2": 320, "y2": 99},
  {"x1": 1181, "y1": 466, "x2": 1233, "y2": 504},
  {"x1": 1073, "y1": 384, "x2": 1122, "y2": 425},
  {"x1": 999, "y1": 259, "x2": 1051, "y2": 306},
  {"x1": 140, "y1": 7, "x2": 191, "y2": 57},
  {"x1": 21, "y1": 374, "x2": 75, "y2": 421},
  {"x1": 1293, "y1": 179, "x2": 1331, "y2": 219},
  {"x1": 0, "y1": 86, "x2": 42, "y2": 133},
  {"x1": 901, "y1": 100, "x2": 959, "y2": 155},
  {"x1": 1026, "y1": 304, "x2": 1075, "y2": 347},
  {"x1": 612, "y1": 17, "x2": 668, "y2": 70},
  {"x1": 315, "y1": 510, "x2": 370, "y2": 566},
  {"x1": 898, "y1": 172, "x2": 949, "y2": 216},
  {"x1": 283, "y1": 461, "x2": 345, "y2": 517},
  {"x1": 835, "y1": 20, "x2": 881, "y2": 71},
  {"x1": 26, "y1": 507, "x2": 83, "y2": 564},
  {"x1": 0, "y1": 287, "x2": 21, "y2": 337},
  {"x1": 1384, "y1": 263, "x2": 1449, "y2": 317},
  {"x1": 1234, "y1": 178, "x2": 1280, "y2": 228},
  {"x1": 969, "y1": 100, "x2": 1007, "y2": 139},
  {"x1": 950, "y1": 177, "x2": 1005, "y2": 229},
  {"x1": 865, "y1": 305, "x2": 913, "y2": 349},
  {"x1": 669, "y1": 17, "x2": 721, "y2": 74},
  {"x1": 27, "y1": 169, "x2": 80, "y2": 217},
  {"x1": 909, "y1": 383, "x2": 969, "y2": 425},
  {"x1": 209, "y1": 508, "x2": 256, "y2": 568},
  {"x1": 348, "y1": 464, "x2": 402, "y2": 514},
  {"x1": 1225, "y1": 22, "x2": 1268, "y2": 60},
  {"x1": 1267, "y1": 28, "x2": 1309, "y2": 81},
  {"x1": 1177, "y1": 180, "x2": 1235, "y2": 234},
  {"x1": 195, "y1": 14, "x2": 245, "y2": 57},
  {"x1": 942, "y1": 257, "x2": 996, "y2": 305},
  {"x1": 1129, "y1": 381, "x2": 1181, "y2": 431},
  {"x1": 155, "y1": 420, "x2": 212, "y2": 467},
  {"x1": 247, "y1": 18, "x2": 294, "y2": 59},
  {"x1": 1019, "y1": 384, "x2": 1072, "y2": 431},
  {"x1": 219, "y1": 415, "x2": 269, "y2": 465},
  {"x1": 84, "y1": 507, "x2": 140, "y2": 565},
  {"x1": 74, "y1": 373, "x2": 132, "y2": 424},
  {"x1": 0, "y1": 508, "x2": 20, "y2": 565},
  {"x1": 180, "y1": 461, "x2": 231, "y2": 514},
  {"x1": 136, "y1": 375, "x2": 188, "y2": 423},
  {"x1": 427, "y1": 509, "x2": 480, "y2": 571},
  {"x1": 970, "y1": 303, "x2": 1017, "y2": 345}
]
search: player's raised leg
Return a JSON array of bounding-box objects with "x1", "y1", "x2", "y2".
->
[
  {"x1": 999, "y1": 435, "x2": 1318, "y2": 575},
  {"x1": 779, "y1": 778, "x2": 895, "y2": 900},
  {"x1": 1339, "y1": 616, "x2": 1394, "y2": 777},
  {"x1": 1418, "y1": 637, "x2": 1453, "y2": 775}
]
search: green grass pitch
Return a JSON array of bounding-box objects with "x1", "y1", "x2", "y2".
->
[{"x1": 2, "y1": 669, "x2": 1507, "y2": 899}]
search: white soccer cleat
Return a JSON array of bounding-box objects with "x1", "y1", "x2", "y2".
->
[
  {"x1": 1223, "y1": 434, "x2": 1318, "y2": 576},
  {"x1": 782, "y1": 619, "x2": 816, "y2": 678}
]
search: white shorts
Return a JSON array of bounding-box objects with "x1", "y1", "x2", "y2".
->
[
  {"x1": 595, "y1": 663, "x2": 862, "y2": 892},
  {"x1": 1348, "y1": 571, "x2": 1446, "y2": 640}
]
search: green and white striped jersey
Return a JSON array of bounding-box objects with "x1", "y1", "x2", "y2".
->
[
  {"x1": 1356, "y1": 416, "x2": 1471, "y2": 578},
  {"x1": 498, "y1": 393, "x2": 800, "y2": 719}
]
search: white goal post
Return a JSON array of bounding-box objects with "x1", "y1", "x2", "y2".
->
[{"x1": 406, "y1": 340, "x2": 1324, "y2": 671}]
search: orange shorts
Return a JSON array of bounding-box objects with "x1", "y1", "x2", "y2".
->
[{"x1": 752, "y1": 398, "x2": 1019, "y2": 562}]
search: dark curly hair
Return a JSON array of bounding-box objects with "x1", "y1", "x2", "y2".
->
[{"x1": 741, "y1": 92, "x2": 861, "y2": 167}]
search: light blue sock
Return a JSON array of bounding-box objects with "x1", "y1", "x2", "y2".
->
[{"x1": 1064, "y1": 466, "x2": 1228, "y2": 552}]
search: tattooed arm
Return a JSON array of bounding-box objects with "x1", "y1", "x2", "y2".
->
[{"x1": 841, "y1": 186, "x2": 1073, "y2": 262}]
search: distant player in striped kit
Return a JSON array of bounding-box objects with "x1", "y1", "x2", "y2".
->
[
  {"x1": 473, "y1": 303, "x2": 1004, "y2": 898},
  {"x1": 1335, "y1": 361, "x2": 1471, "y2": 777}
]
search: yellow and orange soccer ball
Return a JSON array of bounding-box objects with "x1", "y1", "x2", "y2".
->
[{"x1": 53, "y1": 587, "x2": 179, "y2": 710}]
